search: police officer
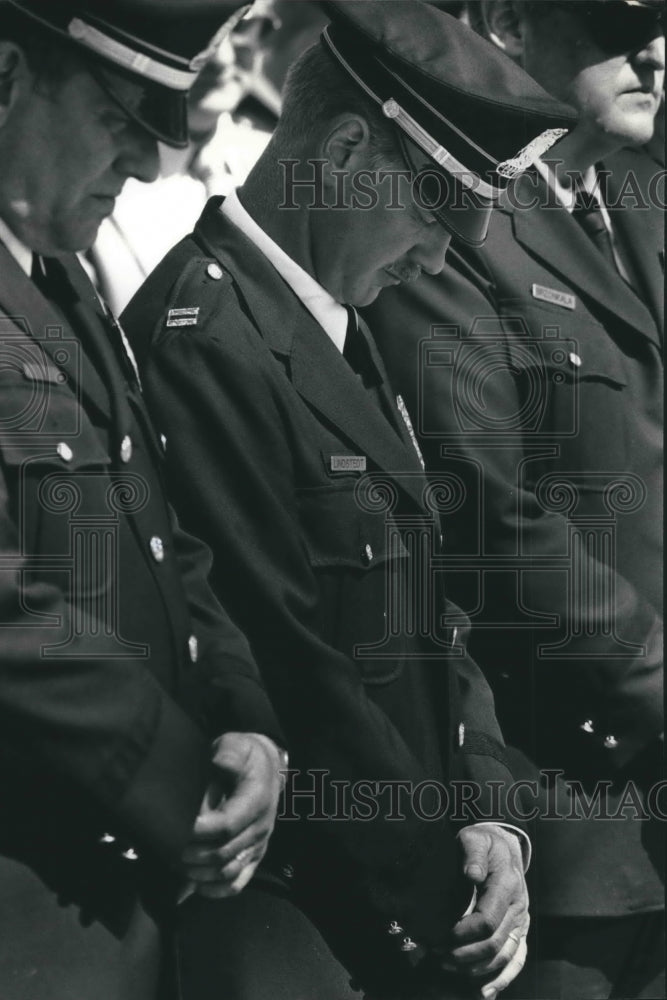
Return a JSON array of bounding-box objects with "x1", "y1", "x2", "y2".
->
[
  {"x1": 122, "y1": 3, "x2": 576, "y2": 997},
  {"x1": 369, "y1": 1, "x2": 664, "y2": 997},
  {"x1": 0, "y1": 3, "x2": 285, "y2": 998}
]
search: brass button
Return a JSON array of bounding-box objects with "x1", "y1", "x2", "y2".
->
[
  {"x1": 388, "y1": 921, "x2": 403, "y2": 936},
  {"x1": 122, "y1": 847, "x2": 139, "y2": 862},
  {"x1": 580, "y1": 719, "x2": 595, "y2": 734},
  {"x1": 188, "y1": 634, "x2": 198, "y2": 664},
  {"x1": 458, "y1": 722, "x2": 465, "y2": 747},
  {"x1": 150, "y1": 536, "x2": 165, "y2": 563},
  {"x1": 568, "y1": 352, "x2": 582, "y2": 368},
  {"x1": 603, "y1": 735, "x2": 619, "y2": 750},
  {"x1": 362, "y1": 543, "x2": 374, "y2": 565},
  {"x1": 400, "y1": 937, "x2": 418, "y2": 953},
  {"x1": 207, "y1": 263, "x2": 224, "y2": 280},
  {"x1": 57, "y1": 442, "x2": 73, "y2": 463},
  {"x1": 120, "y1": 435, "x2": 133, "y2": 464},
  {"x1": 280, "y1": 863, "x2": 295, "y2": 880},
  {"x1": 99, "y1": 833, "x2": 116, "y2": 845}
]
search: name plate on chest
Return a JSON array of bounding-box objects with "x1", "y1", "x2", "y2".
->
[
  {"x1": 331, "y1": 455, "x2": 367, "y2": 473},
  {"x1": 531, "y1": 284, "x2": 576, "y2": 310}
]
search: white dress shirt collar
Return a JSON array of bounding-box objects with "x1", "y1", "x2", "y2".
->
[
  {"x1": 220, "y1": 189, "x2": 348, "y2": 353},
  {"x1": 0, "y1": 217, "x2": 33, "y2": 277}
]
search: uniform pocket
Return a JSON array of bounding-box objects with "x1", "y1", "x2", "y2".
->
[{"x1": 296, "y1": 483, "x2": 410, "y2": 683}]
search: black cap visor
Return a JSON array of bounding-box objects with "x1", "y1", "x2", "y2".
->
[
  {"x1": 398, "y1": 132, "x2": 494, "y2": 246},
  {"x1": 90, "y1": 62, "x2": 190, "y2": 148}
]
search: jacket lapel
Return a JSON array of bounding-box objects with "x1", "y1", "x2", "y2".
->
[
  {"x1": 0, "y1": 244, "x2": 112, "y2": 422},
  {"x1": 195, "y1": 201, "x2": 427, "y2": 510},
  {"x1": 604, "y1": 150, "x2": 664, "y2": 335},
  {"x1": 508, "y1": 172, "x2": 661, "y2": 351}
]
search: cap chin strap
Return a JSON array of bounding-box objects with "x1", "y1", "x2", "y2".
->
[
  {"x1": 321, "y1": 27, "x2": 498, "y2": 200},
  {"x1": 381, "y1": 98, "x2": 499, "y2": 200}
]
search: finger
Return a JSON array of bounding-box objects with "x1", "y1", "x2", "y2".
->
[
  {"x1": 467, "y1": 926, "x2": 523, "y2": 979},
  {"x1": 183, "y1": 824, "x2": 267, "y2": 865},
  {"x1": 451, "y1": 902, "x2": 526, "y2": 963},
  {"x1": 458, "y1": 827, "x2": 493, "y2": 883},
  {"x1": 479, "y1": 935, "x2": 527, "y2": 1000},
  {"x1": 196, "y1": 860, "x2": 261, "y2": 900},
  {"x1": 185, "y1": 845, "x2": 263, "y2": 886},
  {"x1": 451, "y1": 859, "x2": 527, "y2": 949}
]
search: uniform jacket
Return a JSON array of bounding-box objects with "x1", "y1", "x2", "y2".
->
[
  {"x1": 0, "y1": 245, "x2": 280, "y2": 999},
  {"x1": 368, "y1": 147, "x2": 664, "y2": 918},
  {"x1": 123, "y1": 197, "x2": 522, "y2": 992}
]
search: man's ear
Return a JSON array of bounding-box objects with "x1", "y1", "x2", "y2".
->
[
  {"x1": 481, "y1": 0, "x2": 526, "y2": 60},
  {"x1": 0, "y1": 42, "x2": 30, "y2": 125},
  {"x1": 320, "y1": 114, "x2": 372, "y2": 173}
]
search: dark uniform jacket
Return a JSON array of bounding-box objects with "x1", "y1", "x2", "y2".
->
[
  {"x1": 368, "y1": 147, "x2": 664, "y2": 918},
  {"x1": 0, "y1": 245, "x2": 280, "y2": 1000},
  {"x1": 123, "y1": 197, "x2": 523, "y2": 992}
]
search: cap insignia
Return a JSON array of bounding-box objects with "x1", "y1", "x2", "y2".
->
[{"x1": 496, "y1": 128, "x2": 569, "y2": 180}]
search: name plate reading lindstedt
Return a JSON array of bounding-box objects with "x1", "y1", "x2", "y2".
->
[{"x1": 331, "y1": 456, "x2": 367, "y2": 472}]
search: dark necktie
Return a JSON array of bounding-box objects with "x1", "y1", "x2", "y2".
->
[
  {"x1": 343, "y1": 306, "x2": 373, "y2": 384},
  {"x1": 572, "y1": 186, "x2": 617, "y2": 271}
]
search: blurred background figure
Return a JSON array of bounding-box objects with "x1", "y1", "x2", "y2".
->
[{"x1": 90, "y1": 0, "x2": 328, "y2": 314}]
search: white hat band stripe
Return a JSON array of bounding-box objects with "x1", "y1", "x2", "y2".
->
[
  {"x1": 68, "y1": 18, "x2": 197, "y2": 90},
  {"x1": 322, "y1": 29, "x2": 498, "y2": 201},
  {"x1": 381, "y1": 99, "x2": 499, "y2": 199}
]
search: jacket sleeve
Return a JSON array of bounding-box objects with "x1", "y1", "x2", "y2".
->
[
  {"x1": 371, "y1": 251, "x2": 663, "y2": 773},
  {"x1": 0, "y1": 461, "x2": 210, "y2": 865},
  {"x1": 169, "y1": 508, "x2": 285, "y2": 747}
]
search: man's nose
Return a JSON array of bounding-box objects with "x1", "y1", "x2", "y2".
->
[
  {"x1": 116, "y1": 125, "x2": 161, "y2": 185},
  {"x1": 633, "y1": 32, "x2": 665, "y2": 72}
]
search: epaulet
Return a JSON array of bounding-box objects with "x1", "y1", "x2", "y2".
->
[{"x1": 161, "y1": 255, "x2": 234, "y2": 334}]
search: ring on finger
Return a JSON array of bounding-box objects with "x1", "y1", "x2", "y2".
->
[{"x1": 233, "y1": 847, "x2": 254, "y2": 866}]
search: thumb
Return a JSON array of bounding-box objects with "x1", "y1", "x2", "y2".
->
[{"x1": 459, "y1": 827, "x2": 491, "y2": 883}]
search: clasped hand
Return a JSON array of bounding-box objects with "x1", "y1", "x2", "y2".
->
[{"x1": 180, "y1": 731, "x2": 284, "y2": 899}]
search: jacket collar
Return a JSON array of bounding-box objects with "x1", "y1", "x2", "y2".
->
[
  {"x1": 194, "y1": 199, "x2": 428, "y2": 509},
  {"x1": 0, "y1": 243, "x2": 114, "y2": 422},
  {"x1": 504, "y1": 167, "x2": 661, "y2": 350}
]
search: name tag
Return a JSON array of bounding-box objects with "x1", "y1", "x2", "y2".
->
[
  {"x1": 166, "y1": 307, "x2": 200, "y2": 328},
  {"x1": 331, "y1": 455, "x2": 366, "y2": 472},
  {"x1": 531, "y1": 284, "x2": 576, "y2": 310}
]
